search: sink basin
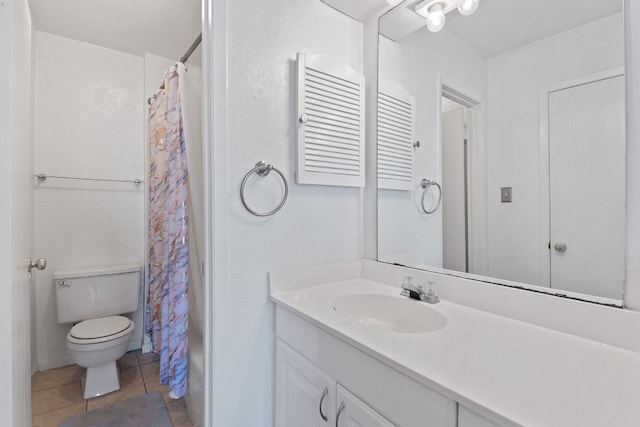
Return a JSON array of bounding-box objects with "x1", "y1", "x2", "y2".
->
[{"x1": 332, "y1": 293, "x2": 447, "y2": 334}]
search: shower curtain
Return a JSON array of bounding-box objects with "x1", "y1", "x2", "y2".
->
[
  {"x1": 178, "y1": 62, "x2": 205, "y2": 338},
  {"x1": 146, "y1": 65, "x2": 189, "y2": 399}
]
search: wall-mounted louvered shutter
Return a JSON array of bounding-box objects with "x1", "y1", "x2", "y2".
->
[
  {"x1": 296, "y1": 53, "x2": 365, "y2": 187},
  {"x1": 378, "y1": 81, "x2": 414, "y2": 191}
]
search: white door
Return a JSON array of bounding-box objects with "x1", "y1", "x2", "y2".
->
[
  {"x1": 442, "y1": 108, "x2": 468, "y2": 272},
  {"x1": 335, "y1": 384, "x2": 395, "y2": 427},
  {"x1": 1, "y1": 0, "x2": 34, "y2": 424},
  {"x1": 275, "y1": 339, "x2": 336, "y2": 427},
  {"x1": 548, "y1": 75, "x2": 625, "y2": 298}
]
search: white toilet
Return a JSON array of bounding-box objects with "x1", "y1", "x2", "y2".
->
[{"x1": 54, "y1": 265, "x2": 141, "y2": 399}]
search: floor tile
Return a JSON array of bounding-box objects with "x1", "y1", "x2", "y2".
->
[
  {"x1": 137, "y1": 350, "x2": 160, "y2": 365},
  {"x1": 86, "y1": 384, "x2": 147, "y2": 411},
  {"x1": 32, "y1": 364, "x2": 84, "y2": 392},
  {"x1": 140, "y1": 360, "x2": 160, "y2": 383},
  {"x1": 117, "y1": 350, "x2": 141, "y2": 369},
  {"x1": 31, "y1": 402, "x2": 86, "y2": 427},
  {"x1": 119, "y1": 365, "x2": 144, "y2": 389},
  {"x1": 32, "y1": 382, "x2": 84, "y2": 416},
  {"x1": 166, "y1": 399, "x2": 194, "y2": 427}
]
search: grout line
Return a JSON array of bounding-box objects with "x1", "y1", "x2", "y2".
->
[
  {"x1": 31, "y1": 381, "x2": 81, "y2": 393},
  {"x1": 31, "y1": 382, "x2": 86, "y2": 416},
  {"x1": 32, "y1": 399, "x2": 86, "y2": 418}
]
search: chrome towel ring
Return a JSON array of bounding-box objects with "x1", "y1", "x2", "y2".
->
[
  {"x1": 240, "y1": 161, "x2": 288, "y2": 217},
  {"x1": 420, "y1": 178, "x2": 442, "y2": 214}
]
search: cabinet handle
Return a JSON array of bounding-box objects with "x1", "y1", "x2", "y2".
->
[
  {"x1": 319, "y1": 387, "x2": 329, "y2": 421},
  {"x1": 336, "y1": 401, "x2": 345, "y2": 427}
]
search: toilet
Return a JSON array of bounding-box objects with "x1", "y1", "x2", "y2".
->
[{"x1": 54, "y1": 265, "x2": 141, "y2": 399}]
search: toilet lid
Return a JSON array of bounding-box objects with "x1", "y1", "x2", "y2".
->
[{"x1": 70, "y1": 316, "x2": 132, "y2": 340}]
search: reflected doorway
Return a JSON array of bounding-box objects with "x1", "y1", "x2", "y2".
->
[{"x1": 440, "y1": 87, "x2": 480, "y2": 274}]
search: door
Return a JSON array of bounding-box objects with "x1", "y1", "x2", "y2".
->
[
  {"x1": 442, "y1": 107, "x2": 468, "y2": 273},
  {"x1": 548, "y1": 75, "x2": 625, "y2": 298},
  {"x1": 275, "y1": 339, "x2": 336, "y2": 427},
  {"x1": 335, "y1": 384, "x2": 395, "y2": 427},
  {"x1": 1, "y1": 0, "x2": 34, "y2": 424}
]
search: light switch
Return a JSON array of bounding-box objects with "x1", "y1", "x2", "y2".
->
[{"x1": 501, "y1": 187, "x2": 512, "y2": 203}]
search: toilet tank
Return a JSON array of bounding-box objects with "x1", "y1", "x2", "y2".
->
[{"x1": 54, "y1": 264, "x2": 142, "y2": 324}]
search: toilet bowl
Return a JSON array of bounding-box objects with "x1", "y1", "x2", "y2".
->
[
  {"x1": 66, "y1": 315, "x2": 135, "y2": 399},
  {"x1": 54, "y1": 264, "x2": 141, "y2": 399}
]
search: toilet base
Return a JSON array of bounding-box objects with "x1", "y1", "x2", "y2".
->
[{"x1": 82, "y1": 361, "x2": 121, "y2": 399}]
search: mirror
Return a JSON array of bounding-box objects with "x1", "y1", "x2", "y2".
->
[{"x1": 377, "y1": 0, "x2": 625, "y2": 302}]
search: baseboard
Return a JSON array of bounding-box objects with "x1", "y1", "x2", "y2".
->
[{"x1": 37, "y1": 354, "x2": 75, "y2": 372}]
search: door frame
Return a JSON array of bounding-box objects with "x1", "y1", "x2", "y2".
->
[
  {"x1": 537, "y1": 66, "x2": 625, "y2": 289},
  {"x1": 438, "y1": 78, "x2": 488, "y2": 276}
]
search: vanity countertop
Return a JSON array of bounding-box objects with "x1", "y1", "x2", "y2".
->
[{"x1": 271, "y1": 278, "x2": 640, "y2": 427}]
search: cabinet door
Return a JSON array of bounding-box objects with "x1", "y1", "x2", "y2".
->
[
  {"x1": 276, "y1": 339, "x2": 336, "y2": 427},
  {"x1": 336, "y1": 384, "x2": 395, "y2": 427},
  {"x1": 458, "y1": 405, "x2": 502, "y2": 427}
]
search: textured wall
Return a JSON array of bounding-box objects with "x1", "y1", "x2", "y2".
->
[
  {"x1": 213, "y1": 0, "x2": 364, "y2": 425},
  {"x1": 377, "y1": 28, "x2": 486, "y2": 268},
  {"x1": 33, "y1": 32, "x2": 145, "y2": 370},
  {"x1": 486, "y1": 14, "x2": 624, "y2": 287}
]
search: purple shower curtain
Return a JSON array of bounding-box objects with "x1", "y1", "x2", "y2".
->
[{"x1": 145, "y1": 66, "x2": 189, "y2": 399}]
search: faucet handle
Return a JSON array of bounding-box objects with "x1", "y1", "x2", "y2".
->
[
  {"x1": 401, "y1": 276, "x2": 420, "y2": 295},
  {"x1": 422, "y1": 281, "x2": 439, "y2": 304},
  {"x1": 426, "y1": 281, "x2": 436, "y2": 296}
]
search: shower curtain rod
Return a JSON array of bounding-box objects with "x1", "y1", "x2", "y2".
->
[
  {"x1": 179, "y1": 33, "x2": 202, "y2": 64},
  {"x1": 148, "y1": 33, "x2": 202, "y2": 105}
]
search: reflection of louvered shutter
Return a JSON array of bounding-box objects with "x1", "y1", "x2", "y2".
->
[
  {"x1": 378, "y1": 81, "x2": 414, "y2": 191},
  {"x1": 296, "y1": 53, "x2": 365, "y2": 187}
]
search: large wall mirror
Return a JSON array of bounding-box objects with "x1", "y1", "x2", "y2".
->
[{"x1": 377, "y1": 0, "x2": 625, "y2": 303}]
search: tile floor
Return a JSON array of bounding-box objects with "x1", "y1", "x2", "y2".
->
[{"x1": 31, "y1": 350, "x2": 194, "y2": 427}]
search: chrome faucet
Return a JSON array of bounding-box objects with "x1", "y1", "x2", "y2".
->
[{"x1": 400, "y1": 276, "x2": 440, "y2": 304}]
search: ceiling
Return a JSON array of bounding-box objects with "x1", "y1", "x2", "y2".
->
[
  {"x1": 381, "y1": 0, "x2": 622, "y2": 57},
  {"x1": 28, "y1": 0, "x2": 202, "y2": 63}
]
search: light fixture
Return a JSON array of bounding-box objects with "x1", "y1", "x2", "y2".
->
[
  {"x1": 426, "y1": 3, "x2": 446, "y2": 32},
  {"x1": 457, "y1": 0, "x2": 479, "y2": 15},
  {"x1": 415, "y1": 0, "x2": 480, "y2": 33},
  {"x1": 386, "y1": 0, "x2": 404, "y2": 5}
]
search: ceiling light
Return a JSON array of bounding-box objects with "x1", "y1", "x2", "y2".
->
[
  {"x1": 386, "y1": 0, "x2": 404, "y2": 5},
  {"x1": 426, "y1": 3, "x2": 446, "y2": 32},
  {"x1": 457, "y1": 0, "x2": 479, "y2": 15},
  {"x1": 415, "y1": 0, "x2": 481, "y2": 33}
]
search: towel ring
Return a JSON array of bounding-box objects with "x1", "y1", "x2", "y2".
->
[
  {"x1": 420, "y1": 178, "x2": 442, "y2": 214},
  {"x1": 240, "y1": 161, "x2": 288, "y2": 217}
]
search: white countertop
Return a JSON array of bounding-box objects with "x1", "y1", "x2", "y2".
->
[{"x1": 271, "y1": 278, "x2": 640, "y2": 427}]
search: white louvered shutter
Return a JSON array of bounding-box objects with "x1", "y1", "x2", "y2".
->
[
  {"x1": 377, "y1": 81, "x2": 414, "y2": 191},
  {"x1": 296, "y1": 53, "x2": 365, "y2": 187}
]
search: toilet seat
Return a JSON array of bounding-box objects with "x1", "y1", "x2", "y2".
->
[{"x1": 68, "y1": 316, "x2": 134, "y2": 345}]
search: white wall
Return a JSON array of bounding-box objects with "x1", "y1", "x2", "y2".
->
[
  {"x1": 377, "y1": 27, "x2": 486, "y2": 267},
  {"x1": 212, "y1": 0, "x2": 363, "y2": 425},
  {"x1": 0, "y1": 0, "x2": 34, "y2": 423},
  {"x1": 33, "y1": 32, "x2": 145, "y2": 370},
  {"x1": 486, "y1": 14, "x2": 624, "y2": 286}
]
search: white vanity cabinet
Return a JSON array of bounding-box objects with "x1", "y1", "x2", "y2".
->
[
  {"x1": 336, "y1": 384, "x2": 395, "y2": 427},
  {"x1": 276, "y1": 340, "x2": 394, "y2": 426},
  {"x1": 275, "y1": 306, "x2": 459, "y2": 427},
  {"x1": 275, "y1": 340, "x2": 336, "y2": 426}
]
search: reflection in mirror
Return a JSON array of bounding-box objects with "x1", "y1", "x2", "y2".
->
[{"x1": 377, "y1": 0, "x2": 625, "y2": 301}]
